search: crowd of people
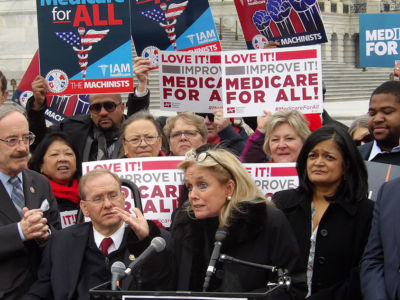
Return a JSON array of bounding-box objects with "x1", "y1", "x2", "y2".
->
[{"x1": 1, "y1": 60, "x2": 400, "y2": 300}]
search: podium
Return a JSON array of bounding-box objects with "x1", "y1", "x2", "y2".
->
[{"x1": 90, "y1": 282, "x2": 274, "y2": 300}]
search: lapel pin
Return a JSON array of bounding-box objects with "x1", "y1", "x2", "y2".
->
[
  {"x1": 30, "y1": 187, "x2": 35, "y2": 193},
  {"x1": 129, "y1": 254, "x2": 135, "y2": 261}
]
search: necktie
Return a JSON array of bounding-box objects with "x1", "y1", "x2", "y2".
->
[
  {"x1": 9, "y1": 177, "x2": 25, "y2": 217},
  {"x1": 101, "y1": 237, "x2": 113, "y2": 256}
]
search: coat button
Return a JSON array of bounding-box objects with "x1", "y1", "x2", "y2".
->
[
  {"x1": 317, "y1": 256, "x2": 326, "y2": 264},
  {"x1": 320, "y1": 229, "x2": 328, "y2": 237}
]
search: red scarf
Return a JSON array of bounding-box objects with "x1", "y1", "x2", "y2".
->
[{"x1": 47, "y1": 177, "x2": 80, "y2": 204}]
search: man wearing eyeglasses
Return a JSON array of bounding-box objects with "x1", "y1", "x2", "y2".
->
[
  {"x1": 0, "y1": 104, "x2": 60, "y2": 300},
  {"x1": 25, "y1": 168, "x2": 174, "y2": 300},
  {"x1": 26, "y1": 57, "x2": 151, "y2": 161}
]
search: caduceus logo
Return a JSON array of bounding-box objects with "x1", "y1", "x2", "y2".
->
[
  {"x1": 55, "y1": 27, "x2": 109, "y2": 80},
  {"x1": 140, "y1": 1, "x2": 188, "y2": 50}
]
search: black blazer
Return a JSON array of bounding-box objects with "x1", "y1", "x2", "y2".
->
[
  {"x1": 25, "y1": 222, "x2": 175, "y2": 300},
  {"x1": 273, "y1": 189, "x2": 374, "y2": 300},
  {"x1": 0, "y1": 169, "x2": 60, "y2": 300}
]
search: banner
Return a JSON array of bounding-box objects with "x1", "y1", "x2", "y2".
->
[
  {"x1": 158, "y1": 51, "x2": 222, "y2": 112},
  {"x1": 36, "y1": 0, "x2": 134, "y2": 95},
  {"x1": 82, "y1": 158, "x2": 301, "y2": 226},
  {"x1": 221, "y1": 45, "x2": 323, "y2": 117},
  {"x1": 359, "y1": 14, "x2": 400, "y2": 68},
  {"x1": 131, "y1": 0, "x2": 221, "y2": 67},
  {"x1": 234, "y1": 0, "x2": 327, "y2": 49},
  {"x1": 12, "y1": 51, "x2": 90, "y2": 124}
]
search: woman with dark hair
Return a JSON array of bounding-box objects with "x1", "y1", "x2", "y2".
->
[
  {"x1": 29, "y1": 132, "x2": 81, "y2": 220},
  {"x1": 272, "y1": 126, "x2": 374, "y2": 300}
]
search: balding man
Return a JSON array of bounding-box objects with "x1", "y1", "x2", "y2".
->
[
  {"x1": 0, "y1": 103, "x2": 60, "y2": 300},
  {"x1": 25, "y1": 169, "x2": 174, "y2": 300}
]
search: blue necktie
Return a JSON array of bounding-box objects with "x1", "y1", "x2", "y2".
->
[{"x1": 9, "y1": 177, "x2": 25, "y2": 217}]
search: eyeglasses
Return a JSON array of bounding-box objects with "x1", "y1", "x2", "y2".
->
[
  {"x1": 197, "y1": 113, "x2": 214, "y2": 122},
  {"x1": 170, "y1": 130, "x2": 200, "y2": 140},
  {"x1": 124, "y1": 135, "x2": 159, "y2": 146},
  {"x1": 196, "y1": 151, "x2": 234, "y2": 180},
  {"x1": 89, "y1": 101, "x2": 121, "y2": 114},
  {"x1": 84, "y1": 191, "x2": 122, "y2": 205},
  {"x1": 0, "y1": 132, "x2": 35, "y2": 147}
]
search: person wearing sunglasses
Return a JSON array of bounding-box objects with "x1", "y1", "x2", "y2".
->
[
  {"x1": 163, "y1": 112, "x2": 207, "y2": 156},
  {"x1": 120, "y1": 110, "x2": 166, "y2": 158},
  {"x1": 26, "y1": 58, "x2": 151, "y2": 161},
  {"x1": 197, "y1": 109, "x2": 248, "y2": 156},
  {"x1": 170, "y1": 147, "x2": 305, "y2": 297}
]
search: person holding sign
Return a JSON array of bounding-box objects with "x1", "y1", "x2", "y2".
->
[
  {"x1": 273, "y1": 126, "x2": 374, "y2": 300},
  {"x1": 120, "y1": 111, "x2": 166, "y2": 158},
  {"x1": 26, "y1": 57, "x2": 151, "y2": 161},
  {"x1": 170, "y1": 148, "x2": 304, "y2": 297},
  {"x1": 28, "y1": 132, "x2": 81, "y2": 227},
  {"x1": 163, "y1": 112, "x2": 207, "y2": 156},
  {"x1": 241, "y1": 110, "x2": 311, "y2": 163}
]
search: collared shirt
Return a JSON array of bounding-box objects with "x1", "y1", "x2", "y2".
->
[
  {"x1": 0, "y1": 171, "x2": 25, "y2": 240},
  {"x1": 0, "y1": 171, "x2": 24, "y2": 198},
  {"x1": 93, "y1": 222, "x2": 126, "y2": 255},
  {"x1": 368, "y1": 140, "x2": 400, "y2": 161}
]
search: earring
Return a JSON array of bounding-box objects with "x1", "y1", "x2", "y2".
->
[{"x1": 227, "y1": 195, "x2": 232, "y2": 201}]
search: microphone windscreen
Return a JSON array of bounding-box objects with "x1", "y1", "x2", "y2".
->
[
  {"x1": 151, "y1": 236, "x2": 166, "y2": 252},
  {"x1": 215, "y1": 227, "x2": 229, "y2": 242},
  {"x1": 111, "y1": 261, "x2": 126, "y2": 276}
]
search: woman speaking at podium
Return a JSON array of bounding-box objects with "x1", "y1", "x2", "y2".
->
[{"x1": 170, "y1": 147, "x2": 305, "y2": 298}]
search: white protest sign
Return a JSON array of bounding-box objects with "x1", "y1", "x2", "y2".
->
[
  {"x1": 60, "y1": 210, "x2": 78, "y2": 229},
  {"x1": 158, "y1": 51, "x2": 223, "y2": 113},
  {"x1": 83, "y1": 157, "x2": 185, "y2": 228},
  {"x1": 83, "y1": 158, "x2": 298, "y2": 227},
  {"x1": 244, "y1": 163, "x2": 298, "y2": 201},
  {"x1": 221, "y1": 45, "x2": 323, "y2": 117}
]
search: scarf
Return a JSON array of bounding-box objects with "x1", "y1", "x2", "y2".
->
[{"x1": 47, "y1": 177, "x2": 80, "y2": 204}]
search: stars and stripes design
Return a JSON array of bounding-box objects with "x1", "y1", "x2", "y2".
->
[
  {"x1": 140, "y1": 1, "x2": 188, "y2": 50},
  {"x1": 54, "y1": 27, "x2": 109, "y2": 80}
]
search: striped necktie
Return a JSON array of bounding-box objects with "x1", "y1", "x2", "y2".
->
[{"x1": 9, "y1": 177, "x2": 25, "y2": 217}]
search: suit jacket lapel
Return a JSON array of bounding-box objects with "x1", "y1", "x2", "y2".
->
[
  {"x1": 22, "y1": 170, "x2": 41, "y2": 209},
  {"x1": 67, "y1": 224, "x2": 91, "y2": 299},
  {"x1": 0, "y1": 179, "x2": 21, "y2": 222}
]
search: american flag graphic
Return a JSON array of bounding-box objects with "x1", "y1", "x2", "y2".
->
[
  {"x1": 54, "y1": 28, "x2": 109, "y2": 80},
  {"x1": 140, "y1": 1, "x2": 188, "y2": 50}
]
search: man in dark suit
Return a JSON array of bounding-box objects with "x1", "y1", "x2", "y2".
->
[
  {"x1": 358, "y1": 81, "x2": 400, "y2": 165},
  {"x1": 0, "y1": 104, "x2": 60, "y2": 300},
  {"x1": 25, "y1": 168, "x2": 174, "y2": 300},
  {"x1": 361, "y1": 176, "x2": 400, "y2": 300}
]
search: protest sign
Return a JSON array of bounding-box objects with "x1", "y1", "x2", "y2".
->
[
  {"x1": 359, "y1": 14, "x2": 400, "y2": 68},
  {"x1": 83, "y1": 158, "x2": 301, "y2": 226},
  {"x1": 131, "y1": 0, "x2": 221, "y2": 68},
  {"x1": 36, "y1": 0, "x2": 134, "y2": 95},
  {"x1": 234, "y1": 0, "x2": 327, "y2": 49},
  {"x1": 159, "y1": 51, "x2": 222, "y2": 112},
  {"x1": 12, "y1": 51, "x2": 90, "y2": 125},
  {"x1": 83, "y1": 157, "x2": 184, "y2": 228},
  {"x1": 221, "y1": 45, "x2": 323, "y2": 117}
]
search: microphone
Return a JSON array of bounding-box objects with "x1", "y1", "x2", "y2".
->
[
  {"x1": 202, "y1": 227, "x2": 229, "y2": 292},
  {"x1": 124, "y1": 236, "x2": 166, "y2": 276},
  {"x1": 111, "y1": 261, "x2": 126, "y2": 291}
]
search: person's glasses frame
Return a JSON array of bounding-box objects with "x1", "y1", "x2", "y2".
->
[
  {"x1": 83, "y1": 190, "x2": 123, "y2": 205},
  {"x1": 89, "y1": 101, "x2": 122, "y2": 114},
  {"x1": 170, "y1": 130, "x2": 200, "y2": 140},
  {"x1": 0, "y1": 132, "x2": 36, "y2": 147},
  {"x1": 196, "y1": 151, "x2": 235, "y2": 181},
  {"x1": 123, "y1": 135, "x2": 160, "y2": 146}
]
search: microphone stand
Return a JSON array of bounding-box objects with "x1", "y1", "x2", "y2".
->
[{"x1": 219, "y1": 254, "x2": 291, "y2": 291}]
